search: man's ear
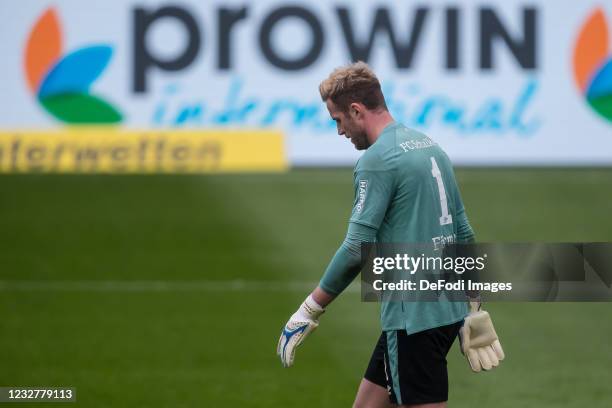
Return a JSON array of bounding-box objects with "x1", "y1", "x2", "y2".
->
[{"x1": 349, "y1": 102, "x2": 363, "y2": 119}]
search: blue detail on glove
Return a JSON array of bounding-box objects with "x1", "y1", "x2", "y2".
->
[{"x1": 281, "y1": 324, "x2": 307, "y2": 358}]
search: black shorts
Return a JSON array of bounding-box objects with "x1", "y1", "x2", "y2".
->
[{"x1": 364, "y1": 320, "x2": 462, "y2": 406}]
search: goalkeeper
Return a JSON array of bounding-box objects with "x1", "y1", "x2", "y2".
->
[{"x1": 277, "y1": 62, "x2": 504, "y2": 407}]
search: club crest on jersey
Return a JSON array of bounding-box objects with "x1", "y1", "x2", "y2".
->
[{"x1": 355, "y1": 180, "x2": 368, "y2": 213}]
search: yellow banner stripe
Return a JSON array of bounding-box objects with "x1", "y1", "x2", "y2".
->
[{"x1": 0, "y1": 129, "x2": 287, "y2": 173}]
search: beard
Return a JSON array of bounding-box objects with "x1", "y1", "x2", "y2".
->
[{"x1": 349, "y1": 130, "x2": 370, "y2": 150}]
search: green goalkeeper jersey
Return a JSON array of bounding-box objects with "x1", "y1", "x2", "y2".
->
[{"x1": 326, "y1": 121, "x2": 472, "y2": 333}]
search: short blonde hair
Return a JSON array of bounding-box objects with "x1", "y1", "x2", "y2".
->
[{"x1": 319, "y1": 61, "x2": 387, "y2": 112}]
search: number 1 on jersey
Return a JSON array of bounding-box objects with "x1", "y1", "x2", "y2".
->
[{"x1": 430, "y1": 157, "x2": 453, "y2": 226}]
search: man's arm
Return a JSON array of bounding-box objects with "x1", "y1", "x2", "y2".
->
[
  {"x1": 455, "y1": 206, "x2": 475, "y2": 244},
  {"x1": 318, "y1": 222, "x2": 378, "y2": 296},
  {"x1": 276, "y1": 222, "x2": 377, "y2": 367},
  {"x1": 456, "y1": 206, "x2": 479, "y2": 302},
  {"x1": 311, "y1": 286, "x2": 335, "y2": 307},
  {"x1": 453, "y1": 198, "x2": 506, "y2": 372},
  {"x1": 277, "y1": 158, "x2": 393, "y2": 368}
]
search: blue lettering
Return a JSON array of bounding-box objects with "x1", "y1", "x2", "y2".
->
[
  {"x1": 510, "y1": 78, "x2": 540, "y2": 135},
  {"x1": 150, "y1": 77, "x2": 541, "y2": 138}
]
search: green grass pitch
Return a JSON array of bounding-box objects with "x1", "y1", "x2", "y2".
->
[{"x1": 0, "y1": 168, "x2": 611, "y2": 407}]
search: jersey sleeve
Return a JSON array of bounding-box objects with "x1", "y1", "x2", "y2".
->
[
  {"x1": 349, "y1": 153, "x2": 395, "y2": 229},
  {"x1": 452, "y1": 182, "x2": 475, "y2": 243},
  {"x1": 319, "y1": 222, "x2": 378, "y2": 295},
  {"x1": 319, "y1": 151, "x2": 395, "y2": 296}
]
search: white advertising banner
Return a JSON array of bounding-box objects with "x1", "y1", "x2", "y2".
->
[{"x1": 1, "y1": 0, "x2": 611, "y2": 166}]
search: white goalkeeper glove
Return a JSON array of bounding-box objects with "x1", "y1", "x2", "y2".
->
[
  {"x1": 459, "y1": 301, "x2": 505, "y2": 372},
  {"x1": 277, "y1": 295, "x2": 325, "y2": 368}
]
